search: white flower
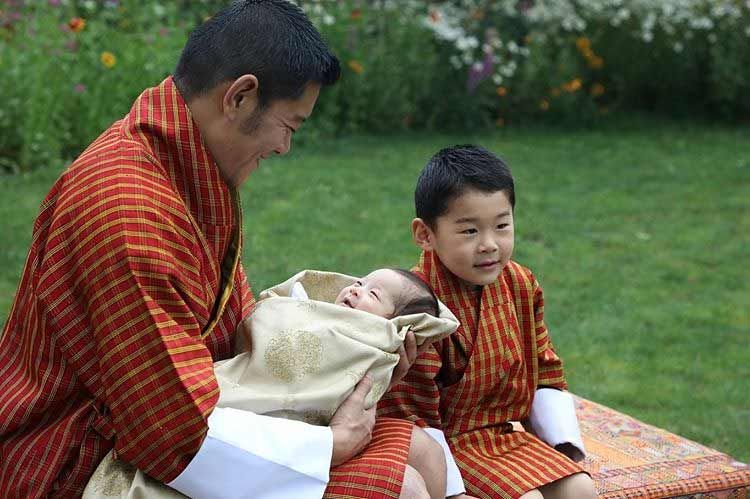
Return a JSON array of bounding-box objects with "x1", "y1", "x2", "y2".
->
[
  {"x1": 492, "y1": 74, "x2": 504, "y2": 85},
  {"x1": 450, "y1": 55, "x2": 463, "y2": 69},
  {"x1": 323, "y1": 14, "x2": 334, "y2": 25},
  {"x1": 673, "y1": 41, "x2": 684, "y2": 52},
  {"x1": 472, "y1": 61, "x2": 485, "y2": 72},
  {"x1": 642, "y1": 31, "x2": 653, "y2": 43}
]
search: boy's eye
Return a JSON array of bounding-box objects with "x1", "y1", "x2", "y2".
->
[
  {"x1": 497, "y1": 223, "x2": 509, "y2": 230},
  {"x1": 460, "y1": 228, "x2": 477, "y2": 235},
  {"x1": 354, "y1": 281, "x2": 362, "y2": 287},
  {"x1": 370, "y1": 290, "x2": 379, "y2": 299}
]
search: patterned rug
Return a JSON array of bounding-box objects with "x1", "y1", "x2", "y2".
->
[{"x1": 574, "y1": 396, "x2": 750, "y2": 498}]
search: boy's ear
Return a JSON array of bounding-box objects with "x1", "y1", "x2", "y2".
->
[{"x1": 411, "y1": 218, "x2": 434, "y2": 252}]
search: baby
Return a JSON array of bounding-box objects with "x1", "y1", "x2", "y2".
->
[
  {"x1": 84, "y1": 268, "x2": 457, "y2": 499},
  {"x1": 335, "y1": 268, "x2": 438, "y2": 317}
]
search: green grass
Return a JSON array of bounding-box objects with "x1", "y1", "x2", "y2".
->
[{"x1": 1, "y1": 122, "x2": 748, "y2": 462}]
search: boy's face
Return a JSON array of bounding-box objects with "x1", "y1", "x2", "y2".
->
[
  {"x1": 335, "y1": 269, "x2": 402, "y2": 318},
  {"x1": 413, "y1": 189, "x2": 514, "y2": 286}
]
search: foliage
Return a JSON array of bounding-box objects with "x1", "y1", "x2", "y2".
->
[{"x1": 1, "y1": 0, "x2": 749, "y2": 171}]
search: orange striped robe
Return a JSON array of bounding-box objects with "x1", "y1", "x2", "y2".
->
[
  {"x1": 379, "y1": 251, "x2": 583, "y2": 499},
  {"x1": 0, "y1": 76, "x2": 410, "y2": 498}
]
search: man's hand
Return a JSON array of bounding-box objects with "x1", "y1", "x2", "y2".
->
[
  {"x1": 236, "y1": 317, "x2": 253, "y2": 354},
  {"x1": 389, "y1": 331, "x2": 433, "y2": 389},
  {"x1": 330, "y1": 374, "x2": 376, "y2": 466}
]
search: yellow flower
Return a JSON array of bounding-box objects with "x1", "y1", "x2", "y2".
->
[
  {"x1": 562, "y1": 78, "x2": 582, "y2": 93},
  {"x1": 539, "y1": 99, "x2": 550, "y2": 111},
  {"x1": 590, "y1": 83, "x2": 605, "y2": 97},
  {"x1": 68, "y1": 17, "x2": 86, "y2": 33},
  {"x1": 496, "y1": 86, "x2": 507, "y2": 97},
  {"x1": 348, "y1": 60, "x2": 364, "y2": 74},
  {"x1": 100, "y1": 51, "x2": 117, "y2": 69},
  {"x1": 575, "y1": 37, "x2": 591, "y2": 53},
  {"x1": 588, "y1": 56, "x2": 604, "y2": 69}
]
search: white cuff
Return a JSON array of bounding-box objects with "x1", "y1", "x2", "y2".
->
[
  {"x1": 168, "y1": 407, "x2": 332, "y2": 499},
  {"x1": 528, "y1": 388, "x2": 586, "y2": 462},
  {"x1": 423, "y1": 427, "x2": 465, "y2": 497}
]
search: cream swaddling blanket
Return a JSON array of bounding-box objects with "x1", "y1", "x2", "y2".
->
[
  {"x1": 83, "y1": 270, "x2": 459, "y2": 498},
  {"x1": 217, "y1": 269, "x2": 458, "y2": 424}
]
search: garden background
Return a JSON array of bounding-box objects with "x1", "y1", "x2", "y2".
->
[{"x1": 1, "y1": 0, "x2": 748, "y2": 462}]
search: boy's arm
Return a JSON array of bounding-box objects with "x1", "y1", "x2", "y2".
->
[
  {"x1": 525, "y1": 276, "x2": 586, "y2": 461},
  {"x1": 379, "y1": 344, "x2": 466, "y2": 496}
]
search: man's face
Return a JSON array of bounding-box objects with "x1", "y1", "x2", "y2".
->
[
  {"x1": 215, "y1": 82, "x2": 321, "y2": 188},
  {"x1": 335, "y1": 269, "x2": 404, "y2": 318},
  {"x1": 420, "y1": 189, "x2": 515, "y2": 286}
]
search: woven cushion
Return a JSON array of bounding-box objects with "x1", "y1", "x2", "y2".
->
[{"x1": 575, "y1": 396, "x2": 750, "y2": 498}]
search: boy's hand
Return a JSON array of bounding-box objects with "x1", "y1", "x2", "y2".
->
[
  {"x1": 389, "y1": 331, "x2": 433, "y2": 389},
  {"x1": 555, "y1": 442, "x2": 585, "y2": 462},
  {"x1": 330, "y1": 374, "x2": 376, "y2": 466}
]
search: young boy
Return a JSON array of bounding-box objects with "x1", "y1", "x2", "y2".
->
[{"x1": 379, "y1": 145, "x2": 598, "y2": 499}]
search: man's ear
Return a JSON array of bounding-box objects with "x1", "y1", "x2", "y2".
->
[
  {"x1": 411, "y1": 218, "x2": 434, "y2": 252},
  {"x1": 221, "y1": 74, "x2": 260, "y2": 121}
]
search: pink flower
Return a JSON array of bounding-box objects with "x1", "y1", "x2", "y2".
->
[
  {"x1": 49, "y1": 0, "x2": 61, "y2": 6},
  {"x1": 74, "y1": 83, "x2": 86, "y2": 94}
]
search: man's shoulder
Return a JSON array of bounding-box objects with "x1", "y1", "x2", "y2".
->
[{"x1": 49, "y1": 129, "x2": 189, "y2": 234}]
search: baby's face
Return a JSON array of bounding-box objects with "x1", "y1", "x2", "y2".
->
[{"x1": 334, "y1": 269, "x2": 403, "y2": 318}]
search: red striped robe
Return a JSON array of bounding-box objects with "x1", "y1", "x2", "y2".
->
[
  {"x1": 379, "y1": 251, "x2": 583, "y2": 498},
  {"x1": 0, "y1": 76, "x2": 409, "y2": 498}
]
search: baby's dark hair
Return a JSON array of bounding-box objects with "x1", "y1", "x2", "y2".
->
[
  {"x1": 415, "y1": 144, "x2": 515, "y2": 228},
  {"x1": 389, "y1": 268, "x2": 440, "y2": 318}
]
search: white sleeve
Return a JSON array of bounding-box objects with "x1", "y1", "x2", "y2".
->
[
  {"x1": 422, "y1": 427, "x2": 466, "y2": 497},
  {"x1": 528, "y1": 388, "x2": 586, "y2": 462},
  {"x1": 167, "y1": 407, "x2": 333, "y2": 499}
]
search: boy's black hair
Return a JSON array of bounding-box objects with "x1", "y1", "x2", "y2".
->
[
  {"x1": 415, "y1": 145, "x2": 515, "y2": 228},
  {"x1": 389, "y1": 268, "x2": 440, "y2": 318},
  {"x1": 174, "y1": 0, "x2": 340, "y2": 105}
]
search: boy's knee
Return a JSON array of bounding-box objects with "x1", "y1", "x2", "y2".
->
[
  {"x1": 400, "y1": 464, "x2": 430, "y2": 499},
  {"x1": 409, "y1": 426, "x2": 445, "y2": 467},
  {"x1": 566, "y1": 473, "x2": 598, "y2": 499}
]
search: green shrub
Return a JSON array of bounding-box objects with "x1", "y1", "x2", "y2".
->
[{"x1": 1, "y1": 0, "x2": 748, "y2": 172}]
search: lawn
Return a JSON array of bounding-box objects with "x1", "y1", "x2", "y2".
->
[{"x1": 1, "y1": 122, "x2": 748, "y2": 462}]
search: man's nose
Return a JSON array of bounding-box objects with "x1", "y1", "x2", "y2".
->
[{"x1": 275, "y1": 134, "x2": 292, "y2": 155}]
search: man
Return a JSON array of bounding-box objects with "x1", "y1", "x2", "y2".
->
[{"x1": 0, "y1": 2, "x2": 424, "y2": 497}]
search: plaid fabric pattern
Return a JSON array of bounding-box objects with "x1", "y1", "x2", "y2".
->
[
  {"x1": 324, "y1": 418, "x2": 413, "y2": 498},
  {"x1": 379, "y1": 250, "x2": 582, "y2": 498}
]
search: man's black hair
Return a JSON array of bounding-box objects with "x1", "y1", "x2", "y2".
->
[
  {"x1": 390, "y1": 268, "x2": 440, "y2": 318},
  {"x1": 415, "y1": 145, "x2": 515, "y2": 228},
  {"x1": 173, "y1": 0, "x2": 340, "y2": 104}
]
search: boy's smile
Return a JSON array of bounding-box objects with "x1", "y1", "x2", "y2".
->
[{"x1": 413, "y1": 189, "x2": 515, "y2": 286}]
